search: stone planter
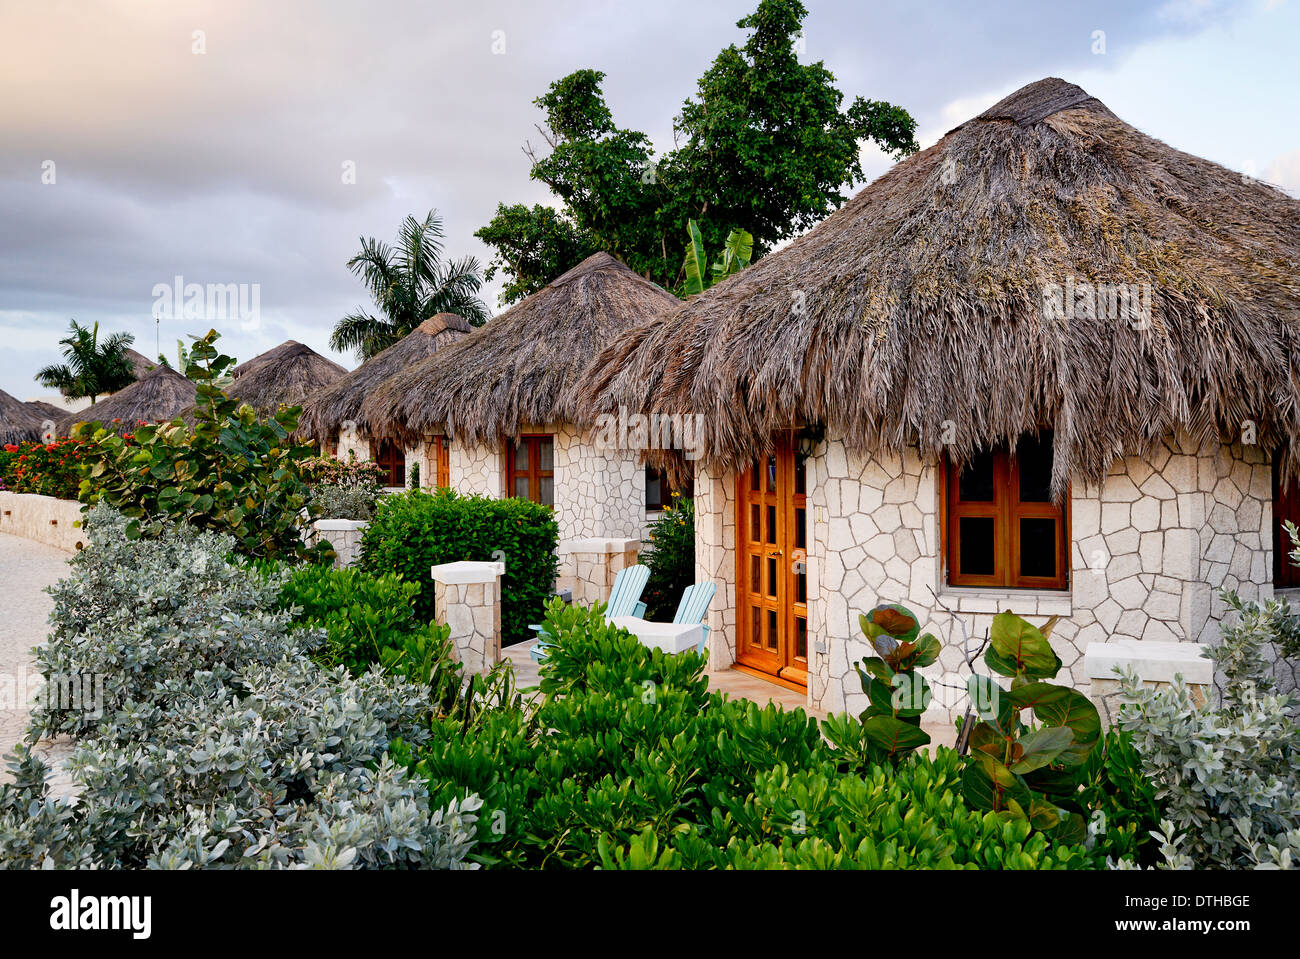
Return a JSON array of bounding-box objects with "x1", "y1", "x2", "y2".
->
[
  {"x1": 0, "y1": 491, "x2": 85, "y2": 552},
  {"x1": 308, "y1": 518, "x2": 369, "y2": 568},
  {"x1": 1085, "y1": 639, "x2": 1213, "y2": 724}
]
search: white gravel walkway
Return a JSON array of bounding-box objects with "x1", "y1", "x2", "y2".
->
[{"x1": 0, "y1": 531, "x2": 76, "y2": 784}]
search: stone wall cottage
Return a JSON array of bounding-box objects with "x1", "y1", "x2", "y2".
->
[
  {"x1": 574, "y1": 78, "x2": 1300, "y2": 716},
  {"x1": 361, "y1": 252, "x2": 683, "y2": 592},
  {"x1": 297, "y1": 314, "x2": 471, "y2": 488}
]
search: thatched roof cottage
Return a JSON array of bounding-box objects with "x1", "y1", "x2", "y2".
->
[
  {"x1": 221, "y1": 340, "x2": 348, "y2": 419},
  {"x1": 58, "y1": 364, "x2": 197, "y2": 438},
  {"x1": 364, "y1": 251, "x2": 681, "y2": 581},
  {"x1": 1, "y1": 389, "x2": 47, "y2": 445},
  {"x1": 575, "y1": 78, "x2": 1300, "y2": 710},
  {"x1": 298, "y1": 314, "x2": 471, "y2": 487}
]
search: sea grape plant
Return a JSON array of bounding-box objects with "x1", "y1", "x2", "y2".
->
[
  {"x1": 961, "y1": 611, "x2": 1100, "y2": 842},
  {"x1": 74, "y1": 329, "x2": 325, "y2": 561},
  {"x1": 851, "y1": 603, "x2": 938, "y2": 760}
]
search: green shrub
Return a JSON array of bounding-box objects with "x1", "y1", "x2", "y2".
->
[
  {"x1": 74, "y1": 329, "x2": 324, "y2": 562},
  {"x1": 277, "y1": 562, "x2": 455, "y2": 689},
  {"x1": 400, "y1": 600, "x2": 1098, "y2": 869},
  {"x1": 1116, "y1": 583, "x2": 1300, "y2": 869},
  {"x1": 1, "y1": 506, "x2": 482, "y2": 870},
  {"x1": 640, "y1": 494, "x2": 694, "y2": 620},
  {"x1": 358, "y1": 488, "x2": 558, "y2": 648},
  {"x1": 32, "y1": 505, "x2": 308, "y2": 739}
]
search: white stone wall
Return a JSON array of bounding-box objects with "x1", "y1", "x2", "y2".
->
[
  {"x1": 695, "y1": 461, "x2": 738, "y2": 674},
  {"x1": 307, "y1": 519, "x2": 368, "y2": 568},
  {"x1": 693, "y1": 428, "x2": 1278, "y2": 718},
  {"x1": 449, "y1": 441, "x2": 504, "y2": 498},
  {"x1": 553, "y1": 424, "x2": 644, "y2": 541},
  {"x1": 335, "y1": 430, "x2": 370, "y2": 464},
  {"x1": 0, "y1": 491, "x2": 84, "y2": 552}
]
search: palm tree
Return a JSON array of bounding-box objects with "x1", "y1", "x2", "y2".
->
[
  {"x1": 330, "y1": 210, "x2": 491, "y2": 360},
  {"x1": 34, "y1": 320, "x2": 137, "y2": 404}
]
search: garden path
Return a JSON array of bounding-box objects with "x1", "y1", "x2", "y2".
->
[{"x1": 0, "y1": 532, "x2": 77, "y2": 789}]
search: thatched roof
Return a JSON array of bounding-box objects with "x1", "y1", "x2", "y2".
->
[
  {"x1": 0, "y1": 389, "x2": 45, "y2": 445},
  {"x1": 24, "y1": 399, "x2": 69, "y2": 422},
  {"x1": 208, "y1": 341, "x2": 347, "y2": 419},
  {"x1": 363, "y1": 253, "x2": 680, "y2": 445},
  {"x1": 574, "y1": 78, "x2": 1300, "y2": 494},
  {"x1": 58, "y1": 364, "x2": 196, "y2": 437},
  {"x1": 124, "y1": 348, "x2": 156, "y2": 380},
  {"x1": 296, "y1": 314, "x2": 472, "y2": 441}
]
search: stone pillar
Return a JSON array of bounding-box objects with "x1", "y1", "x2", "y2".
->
[
  {"x1": 310, "y1": 519, "x2": 369, "y2": 568},
  {"x1": 430, "y1": 561, "x2": 503, "y2": 673},
  {"x1": 1085, "y1": 639, "x2": 1212, "y2": 726},
  {"x1": 557, "y1": 537, "x2": 640, "y2": 608},
  {"x1": 694, "y1": 460, "x2": 736, "y2": 675}
]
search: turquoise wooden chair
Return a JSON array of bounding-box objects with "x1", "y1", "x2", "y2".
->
[
  {"x1": 672, "y1": 582, "x2": 717, "y2": 654},
  {"x1": 529, "y1": 564, "x2": 651, "y2": 663}
]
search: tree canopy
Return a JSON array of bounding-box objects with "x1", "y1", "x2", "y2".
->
[{"x1": 476, "y1": 0, "x2": 918, "y2": 302}]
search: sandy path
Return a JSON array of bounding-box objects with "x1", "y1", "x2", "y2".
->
[{"x1": 0, "y1": 532, "x2": 75, "y2": 783}]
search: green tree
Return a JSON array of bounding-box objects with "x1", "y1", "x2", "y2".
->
[
  {"x1": 330, "y1": 210, "x2": 491, "y2": 361},
  {"x1": 475, "y1": 203, "x2": 599, "y2": 306},
  {"x1": 34, "y1": 319, "x2": 137, "y2": 404},
  {"x1": 476, "y1": 0, "x2": 918, "y2": 303}
]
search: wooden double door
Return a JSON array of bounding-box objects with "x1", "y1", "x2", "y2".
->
[{"x1": 736, "y1": 433, "x2": 809, "y2": 687}]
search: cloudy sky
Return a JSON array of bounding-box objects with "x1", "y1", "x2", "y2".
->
[{"x1": 1, "y1": 0, "x2": 1296, "y2": 399}]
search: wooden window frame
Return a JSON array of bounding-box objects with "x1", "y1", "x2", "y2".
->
[
  {"x1": 506, "y1": 434, "x2": 554, "y2": 506},
  {"x1": 645, "y1": 457, "x2": 695, "y2": 512},
  {"x1": 370, "y1": 438, "x2": 406, "y2": 489},
  {"x1": 1273, "y1": 458, "x2": 1300, "y2": 589},
  {"x1": 943, "y1": 444, "x2": 1070, "y2": 591}
]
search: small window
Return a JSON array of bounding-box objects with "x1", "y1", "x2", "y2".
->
[
  {"x1": 507, "y1": 435, "x2": 554, "y2": 506},
  {"x1": 1273, "y1": 458, "x2": 1300, "y2": 588},
  {"x1": 645, "y1": 457, "x2": 695, "y2": 512},
  {"x1": 945, "y1": 432, "x2": 1068, "y2": 590}
]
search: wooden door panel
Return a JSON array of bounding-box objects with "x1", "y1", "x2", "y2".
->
[{"x1": 737, "y1": 434, "x2": 808, "y2": 686}]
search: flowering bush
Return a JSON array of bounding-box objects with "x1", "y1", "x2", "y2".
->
[
  {"x1": 0, "y1": 439, "x2": 93, "y2": 499},
  {"x1": 301, "y1": 454, "x2": 386, "y2": 521},
  {"x1": 300, "y1": 455, "x2": 387, "y2": 489}
]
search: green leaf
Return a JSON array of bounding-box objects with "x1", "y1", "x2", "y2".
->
[
  {"x1": 860, "y1": 715, "x2": 930, "y2": 757},
  {"x1": 861, "y1": 604, "x2": 920, "y2": 644},
  {"x1": 966, "y1": 674, "x2": 1006, "y2": 726},
  {"x1": 855, "y1": 656, "x2": 893, "y2": 686},
  {"x1": 890, "y1": 672, "x2": 932, "y2": 717},
  {"x1": 913, "y1": 633, "x2": 940, "y2": 668},
  {"x1": 1008, "y1": 726, "x2": 1074, "y2": 774},
  {"x1": 987, "y1": 611, "x2": 1061, "y2": 678},
  {"x1": 1011, "y1": 683, "x2": 1101, "y2": 765},
  {"x1": 682, "y1": 219, "x2": 709, "y2": 296}
]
